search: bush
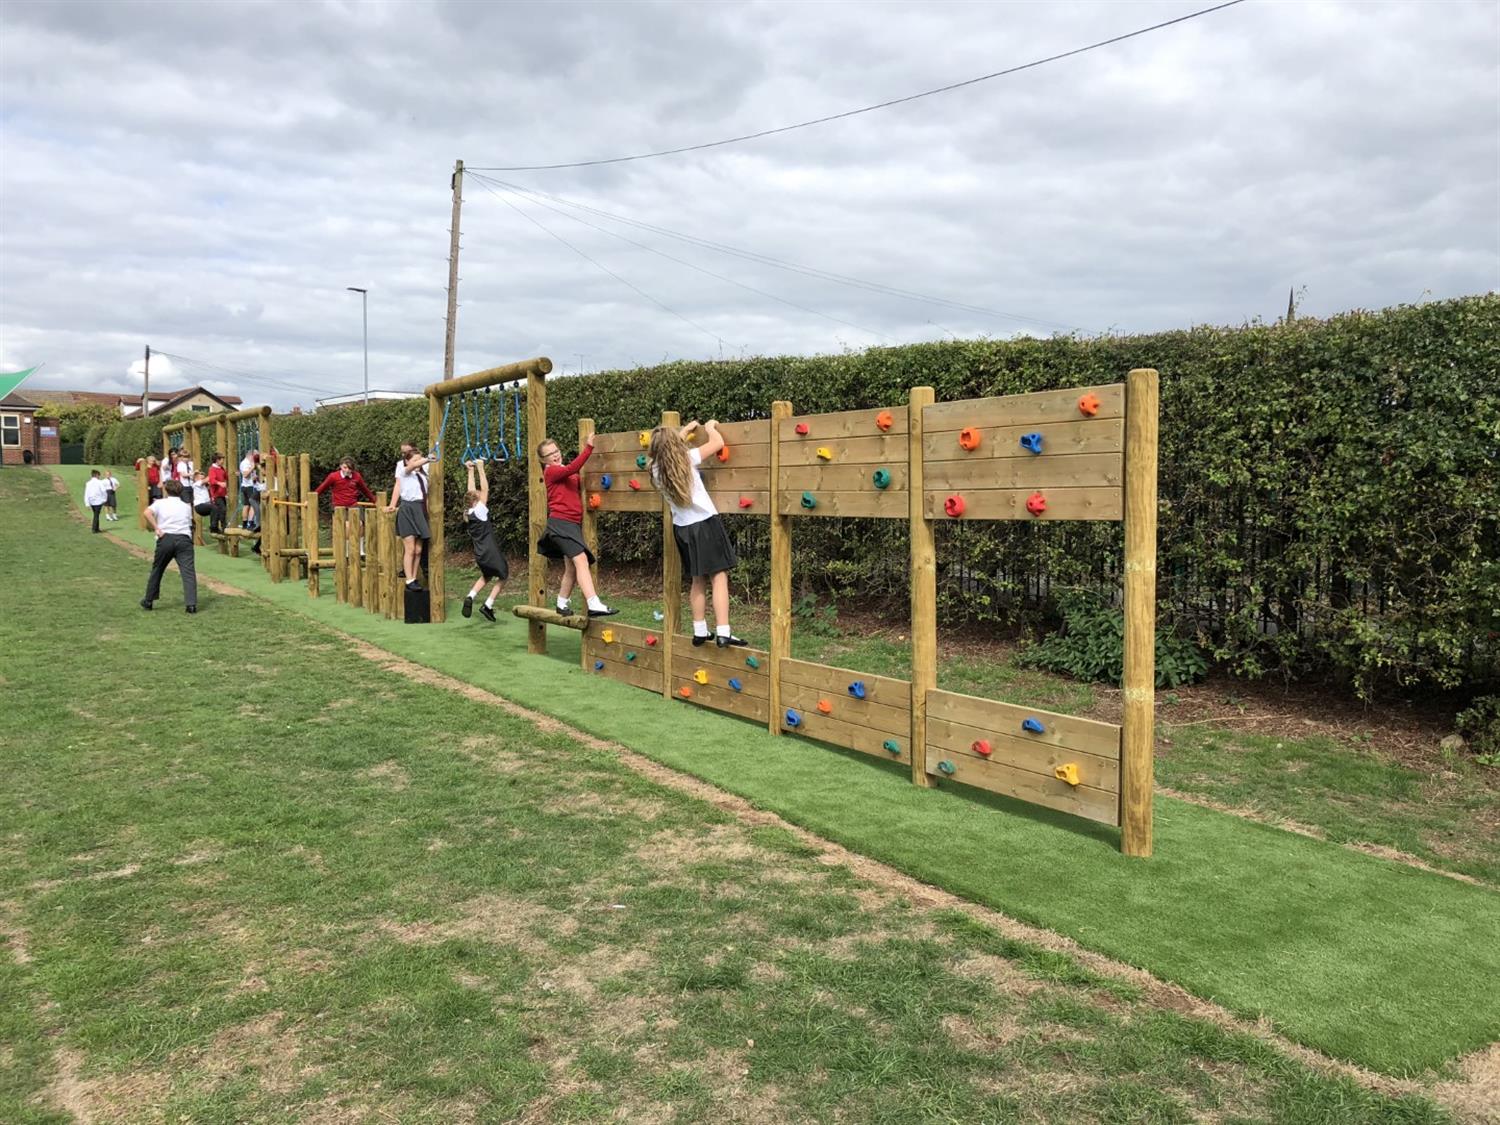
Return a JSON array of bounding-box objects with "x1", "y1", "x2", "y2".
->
[
  {"x1": 1455, "y1": 696, "x2": 1500, "y2": 764},
  {"x1": 1017, "y1": 590, "x2": 1208, "y2": 688}
]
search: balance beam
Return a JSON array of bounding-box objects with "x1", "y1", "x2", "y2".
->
[{"x1": 511, "y1": 605, "x2": 590, "y2": 630}]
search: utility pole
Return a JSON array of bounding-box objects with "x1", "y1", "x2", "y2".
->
[
  {"x1": 443, "y1": 159, "x2": 464, "y2": 380},
  {"x1": 143, "y1": 344, "x2": 151, "y2": 418}
]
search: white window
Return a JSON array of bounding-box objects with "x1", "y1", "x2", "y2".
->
[{"x1": 1, "y1": 413, "x2": 20, "y2": 447}]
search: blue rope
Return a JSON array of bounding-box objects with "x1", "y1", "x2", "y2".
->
[
  {"x1": 478, "y1": 388, "x2": 493, "y2": 461},
  {"x1": 515, "y1": 389, "x2": 524, "y2": 461},
  {"x1": 458, "y1": 392, "x2": 475, "y2": 462},
  {"x1": 492, "y1": 386, "x2": 511, "y2": 462},
  {"x1": 429, "y1": 397, "x2": 453, "y2": 461}
]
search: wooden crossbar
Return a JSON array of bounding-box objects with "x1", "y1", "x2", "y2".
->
[{"x1": 511, "y1": 605, "x2": 591, "y2": 630}]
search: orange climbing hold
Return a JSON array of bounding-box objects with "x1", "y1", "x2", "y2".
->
[
  {"x1": 679, "y1": 685, "x2": 693, "y2": 699},
  {"x1": 1026, "y1": 492, "x2": 1047, "y2": 516},
  {"x1": 958, "y1": 427, "x2": 981, "y2": 451},
  {"x1": 587, "y1": 492, "x2": 602, "y2": 510},
  {"x1": 1078, "y1": 393, "x2": 1101, "y2": 417},
  {"x1": 875, "y1": 410, "x2": 893, "y2": 431},
  {"x1": 944, "y1": 494, "x2": 966, "y2": 518},
  {"x1": 717, "y1": 445, "x2": 731, "y2": 463},
  {"x1": 817, "y1": 699, "x2": 833, "y2": 714}
]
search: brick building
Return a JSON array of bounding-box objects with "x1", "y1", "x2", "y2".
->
[
  {"x1": 0, "y1": 392, "x2": 61, "y2": 466},
  {"x1": 37, "y1": 386, "x2": 243, "y2": 418}
]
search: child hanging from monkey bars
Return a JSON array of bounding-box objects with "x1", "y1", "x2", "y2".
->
[
  {"x1": 536, "y1": 434, "x2": 617, "y2": 618},
  {"x1": 461, "y1": 460, "x2": 509, "y2": 621}
]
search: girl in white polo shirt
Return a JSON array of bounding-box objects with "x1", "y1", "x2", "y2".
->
[{"x1": 647, "y1": 419, "x2": 747, "y2": 648}]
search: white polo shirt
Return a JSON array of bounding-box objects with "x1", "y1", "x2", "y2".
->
[
  {"x1": 653, "y1": 448, "x2": 718, "y2": 527},
  {"x1": 148, "y1": 496, "x2": 194, "y2": 536},
  {"x1": 395, "y1": 460, "x2": 427, "y2": 503},
  {"x1": 83, "y1": 478, "x2": 108, "y2": 507}
]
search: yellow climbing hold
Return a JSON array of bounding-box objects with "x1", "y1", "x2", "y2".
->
[
  {"x1": 1054, "y1": 763, "x2": 1080, "y2": 787},
  {"x1": 601, "y1": 628, "x2": 615, "y2": 643},
  {"x1": 693, "y1": 669, "x2": 710, "y2": 685},
  {"x1": 638, "y1": 430, "x2": 651, "y2": 447},
  {"x1": 815, "y1": 446, "x2": 834, "y2": 461}
]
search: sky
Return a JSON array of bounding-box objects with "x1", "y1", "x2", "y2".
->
[{"x1": 1, "y1": 0, "x2": 1496, "y2": 412}]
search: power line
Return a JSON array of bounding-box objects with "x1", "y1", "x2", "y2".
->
[
  {"x1": 152, "y1": 351, "x2": 344, "y2": 400},
  {"x1": 471, "y1": 1, "x2": 1249, "y2": 172},
  {"x1": 485, "y1": 184, "x2": 738, "y2": 353},
  {"x1": 469, "y1": 172, "x2": 894, "y2": 343},
  {"x1": 473, "y1": 173, "x2": 1079, "y2": 333}
]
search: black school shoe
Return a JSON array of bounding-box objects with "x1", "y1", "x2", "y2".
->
[
  {"x1": 716, "y1": 634, "x2": 748, "y2": 648},
  {"x1": 692, "y1": 635, "x2": 710, "y2": 647},
  {"x1": 462, "y1": 596, "x2": 473, "y2": 618},
  {"x1": 587, "y1": 605, "x2": 619, "y2": 618},
  {"x1": 139, "y1": 599, "x2": 152, "y2": 611},
  {"x1": 479, "y1": 604, "x2": 496, "y2": 622},
  {"x1": 185, "y1": 606, "x2": 197, "y2": 614}
]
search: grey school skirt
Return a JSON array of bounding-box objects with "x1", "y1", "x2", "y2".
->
[
  {"x1": 395, "y1": 499, "x2": 430, "y2": 540},
  {"x1": 537, "y1": 517, "x2": 594, "y2": 564},
  {"x1": 673, "y1": 515, "x2": 738, "y2": 577}
]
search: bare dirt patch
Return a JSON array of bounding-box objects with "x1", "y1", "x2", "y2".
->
[
  {"x1": 0, "y1": 900, "x2": 32, "y2": 964},
  {"x1": 358, "y1": 760, "x2": 411, "y2": 791},
  {"x1": 379, "y1": 893, "x2": 578, "y2": 947},
  {"x1": 542, "y1": 789, "x2": 670, "y2": 823},
  {"x1": 42, "y1": 1046, "x2": 174, "y2": 1124}
]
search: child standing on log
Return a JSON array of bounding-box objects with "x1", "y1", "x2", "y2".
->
[
  {"x1": 649, "y1": 420, "x2": 746, "y2": 648},
  {"x1": 460, "y1": 460, "x2": 508, "y2": 621},
  {"x1": 536, "y1": 436, "x2": 616, "y2": 618},
  {"x1": 386, "y1": 442, "x2": 430, "y2": 591}
]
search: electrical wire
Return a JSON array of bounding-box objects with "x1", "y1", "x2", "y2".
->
[
  {"x1": 471, "y1": 172, "x2": 1078, "y2": 332},
  {"x1": 470, "y1": 1, "x2": 1249, "y2": 172},
  {"x1": 152, "y1": 351, "x2": 349, "y2": 400},
  {"x1": 469, "y1": 172, "x2": 893, "y2": 342},
  {"x1": 485, "y1": 184, "x2": 739, "y2": 353}
]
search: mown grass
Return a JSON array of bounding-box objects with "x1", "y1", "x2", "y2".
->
[{"x1": 0, "y1": 468, "x2": 1465, "y2": 1122}]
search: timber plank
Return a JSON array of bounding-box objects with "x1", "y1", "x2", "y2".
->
[
  {"x1": 924, "y1": 384, "x2": 1125, "y2": 432},
  {"x1": 780, "y1": 709, "x2": 912, "y2": 764},
  {"x1": 922, "y1": 488, "x2": 1122, "y2": 522},
  {"x1": 671, "y1": 652, "x2": 770, "y2": 698},
  {"x1": 779, "y1": 658, "x2": 910, "y2": 703},
  {"x1": 924, "y1": 747, "x2": 1120, "y2": 825},
  {"x1": 780, "y1": 681, "x2": 908, "y2": 738},
  {"x1": 922, "y1": 419, "x2": 1124, "y2": 463},
  {"x1": 780, "y1": 434, "x2": 909, "y2": 466},
  {"x1": 590, "y1": 652, "x2": 663, "y2": 694},
  {"x1": 590, "y1": 429, "x2": 654, "y2": 455},
  {"x1": 673, "y1": 677, "x2": 771, "y2": 723},
  {"x1": 925, "y1": 453, "x2": 1123, "y2": 491},
  {"x1": 779, "y1": 490, "x2": 908, "y2": 519},
  {"x1": 670, "y1": 640, "x2": 772, "y2": 678},
  {"x1": 780, "y1": 406, "x2": 909, "y2": 441},
  {"x1": 926, "y1": 688, "x2": 1121, "y2": 758},
  {"x1": 687, "y1": 419, "x2": 771, "y2": 446},
  {"x1": 927, "y1": 716, "x2": 1120, "y2": 791},
  {"x1": 779, "y1": 464, "x2": 909, "y2": 491}
]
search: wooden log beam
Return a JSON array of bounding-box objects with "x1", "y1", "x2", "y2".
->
[
  {"x1": 424, "y1": 356, "x2": 552, "y2": 399},
  {"x1": 511, "y1": 605, "x2": 591, "y2": 630}
]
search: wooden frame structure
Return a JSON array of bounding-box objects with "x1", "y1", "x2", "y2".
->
[
  {"x1": 159, "y1": 407, "x2": 272, "y2": 551},
  {"x1": 525, "y1": 371, "x2": 1161, "y2": 856},
  {"x1": 330, "y1": 504, "x2": 406, "y2": 618}
]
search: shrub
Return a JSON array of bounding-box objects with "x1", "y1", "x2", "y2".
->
[{"x1": 1017, "y1": 590, "x2": 1209, "y2": 689}]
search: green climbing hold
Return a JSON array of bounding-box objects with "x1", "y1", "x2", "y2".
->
[
  {"x1": 801, "y1": 491, "x2": 817, "y2": 510},
  {"x1": 745, "y1": 655, "x2": 760, "y2": 669},
  {"x1": 882, "y1": 739, "x2": 900, "y2": 755},
  {"x1": 937, "y1": 760, "x2": 956, "y2": 776},
  {"x1": 872, "y1": 468, "x2": 891, "y2": 489},
  {"x1": 636, "y1": 454, "x2": 648, "y2": 469},
  {"x1": 625, "y1": 651, "x2": 637, "y2": 662}
]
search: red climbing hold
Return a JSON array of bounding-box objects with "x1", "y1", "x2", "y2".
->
[
  {"x1": 646, "y1": 634, "x2": 659, "y2": 646},
  {"x1": 1026, "y1": 492, "x2": 1047, "y2": 516},
  {"x1": 738, "y1": 496, "x2": 754, "y2": 509},
  {"x1": 875, "y1": 410, "x2": 893, "y2": 431},
  {"x1": 944, "y1": 494, "x2": 966, "y2": 518},
  {"x1": 958, "y1": 427, "x2": 981, "y2": 451},
  {"x1": 629, "y1": 479, "x2": 642, "y2": 491},
  {"x1": 971, "y1": 738, "x2": 993, "y2": 757},
  {"x1": 1078, "y1": 393, "x2": 1101, "y2": 417},
  {"x1": 794, "y1": 422, "x2": 810, "y2": 436}
]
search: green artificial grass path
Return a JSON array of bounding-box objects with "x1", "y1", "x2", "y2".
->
[{"x1": 51, "y1": 466, "x2": 1500, "y2": 1077}]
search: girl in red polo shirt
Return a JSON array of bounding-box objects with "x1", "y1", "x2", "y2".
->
[
  {"x1": 206, "y1": 453, "x2": 230, "y2": 533},
  {"x1": 536, "y1": 436, "x2": 615, "y2": 618}
]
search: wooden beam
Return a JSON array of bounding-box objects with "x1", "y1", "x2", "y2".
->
[
  {"x1": 424, "y1": 356, "x2": 552, "y2": 399},
  {"x1": 579, "y1": 417, "x2": 596, "y2": 672},
  {"x1": 1121, "y1": 368, "x2": 1159, "y2": 857},
  {"x1": 511, "y1": 604, "x2": 590, "y2": 630},
  {"x1": 909, "y1": 386, "x2": 936, "y2": 789},
  {"x1": 660, "y1": 410, "x2": 680, "y2": 700},
  {"x1": 769, "y1": 399, "x2": 792, "y2": 736},
  {"x1": 427, "y1": 391, "x2": 446, "y2": 621},
  {"x1": 526, "y1": 370, "x2": 547, "y2": 654}
]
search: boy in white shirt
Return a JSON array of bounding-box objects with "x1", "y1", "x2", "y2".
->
[
  {"x1": 141, "y1": 480, "x2": 198, "y2": 614},
  {"x1": 83, "y1": 470, "x2": 108, "y2": 533}
]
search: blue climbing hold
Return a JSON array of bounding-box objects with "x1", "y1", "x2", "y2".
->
[
  {"x1": 593, "y1": 660, "x2": 604, "y2": 671},
  {"x1": 728, "y1": 678, "x2": 743, "y2": 692},
  {"x1": 785, "y1": 709, "x2": 802, "y2": 728},
  {"x1": 801, "y1": 491, "x2": 817, "y2": 510},
  {"x1": 652, "y1": 610, "x2": 665, "y2": 621},
  {"x1": 937, "y1": 760, "x2": 956, "y2": 776},
  {"x1": 848, "y1": 681, "x2": 867, "y2": 699},
  {"x1": 872, "y1": 469, "x2": 892, "y2": 489},
  {"x1": 882, "y1": 739, "x2": 900, "y2": 755},
  {"x1": 601, "y1": 474, "x2": 613, "y2": 489},
  {"x1": 1022, "y1": 717, "x2": 1045, "y2": 734},
  {"x1": 1020, "y1": 432, "x2": 1044, "y2": 455}
]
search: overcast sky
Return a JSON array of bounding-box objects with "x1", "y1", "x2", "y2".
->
[{"x1": 2, "y1": 0, "x2": 1496, "y2": 411}]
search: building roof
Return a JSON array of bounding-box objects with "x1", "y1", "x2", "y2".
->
[
  {"x1": 35, "y1": 387, "x2": 244, "y2": 415},
  {"x1": 1, "y1": 392, "x2": 42, "y2": 411}
]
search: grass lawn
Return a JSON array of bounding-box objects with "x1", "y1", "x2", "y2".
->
[{"x1": 19, "y1": 468, "x2": 1498, "y2": 1098}]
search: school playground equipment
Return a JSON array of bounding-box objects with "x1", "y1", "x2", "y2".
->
[
  {"x1": 156, "y1": 407, "x2": 270, "y2": 554},
  {"x1": 510, "y1": 367, "x2": 1160, "y2": 857}
]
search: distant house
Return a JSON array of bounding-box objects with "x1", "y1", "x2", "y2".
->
[
  {"x1": 38, "y1": 386, "x2": 244, "y2": 418},
  {"x1": 315, "y1": 390, "x2": 423, "y2": 411},
  {"x1": 0, "y1": 392, "x2": 61, "y2": 466}
]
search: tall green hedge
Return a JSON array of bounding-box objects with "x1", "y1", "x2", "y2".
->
[{"x1": 90, "y1": 296, "x2": 1500, "y2": 695}]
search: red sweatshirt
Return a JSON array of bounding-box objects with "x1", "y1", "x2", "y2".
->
[
  {"x1": 314, "y1": 469, "x2": 377, "y2": 507},
  {"x1": 542, "y1": 444, "x2": 592, "y2": 524},
  {"x1": 207, "y1": 464, "x2": 229, "y2": 501}
]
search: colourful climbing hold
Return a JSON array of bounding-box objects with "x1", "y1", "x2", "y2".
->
[
  {"x1": 794, "y1": 422, "x2": 810, "y2": 436},
  {"x1": 1026, "y1": 492, "x2": 1047, "y2": 516},
  {"x1": 1054, "y1": 763, "x2": 1080, "y2": 787},
  {"x1": 745, "y1": 656, "x2": 760, "y2": 669},
  {"x1": 872, "y1": 469, "x2": 891, "y2": 489},
  {"x1": 944, "y1": 494, "x2": 966, "y2": 518},
  {"x1": 693, "y1": 669, "x2": 710, "y2": 685},
  {"x1": 738, "y1": 496, "x2": 754, "y2": 509},
  {"x1": 1078, "y1": 393, "x2": 1101, "y2": 417},
  {"x1": 646, "y1": 634, "x2": 659, "y2": 646},
  {"x1": 1020, "y1": 432, "x2": 1043, "y2": 455},
  {"x1": 652, "y1": 610, "x2": 665, "y2": 621},
  {"x1": 875, "y1": 410, "x2": 893, "y2": 431},
  {"x1": 679, "y1": 685, "x2": 693, "y2": 699},
  {"x1": 625, "y1": 651, "x2": 637, "y2": 662},
  {"x1": 1021, "y1": 717, "x2": 1045, "y2": 734},
  {"x1": 639, "y1": 430, "x2": 651, "y2": 447},
  {"x1": 801, "y1": 491, "x2": 817, "y2": 510},
  {"x1": 815, "y1": 446, "x2": 833, "y2": 461},
  {"x1": 937, "y1": 760, "x2": 956, "y2": 776},
  {"x1": 784, "y1": 709, "x2": 802, "y2": 727},
  {"x1": 593, "y1": 660, "x2": 604, "y2": 671},
  {"x1": 629, "y1": 479, "x2": 642, "y2": 491},
  {"x1": 601, "y1": 628, "x2": 615, "y2": 643},
  {"x1": 587, "y1": 492, "x2": 602, "y2": 511},
  {"x1": 728, "y1": 678, "x2": 743, "y2": 692},
  {"x1": 600, "y1": 474, "x2": 613, "y2": 489},
  {"x1": 882, "y1": 739, "x2": 901, "y2": 755},
  {"x1": 636, "y1": 454, "x2": 648, "y2": 469},
  {"x1": 717, "y1": 445, "x2": 731, "y2": 463},
  {"x1": 958, "y1": 427, "x2": 981, "y2": 451},
  {"x1": 971, "y1": 738, "x2": 992, "y2": 757},
  {"x1": 848, "y1": 681, "x2": 867, "y2": 700},
  {"x1": 817, "y1": 699, "x2": 833, "y2": 714}
]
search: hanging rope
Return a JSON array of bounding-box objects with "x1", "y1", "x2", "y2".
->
[
  {"x1": 515, "y1": 387, "x2": 525, "y2": 461},
  {"x1": 477, "y1": 387, "x2": 493, "y2": 461},
  {"x1": 428, "y1": 397, "x2": 453, "y2": 462},
  {"x1": 168, "y1": 430, "x2": 184, "y2": 451},
  {"x1": 492, "y1": 386, "x2": 511, "y2": 462}
]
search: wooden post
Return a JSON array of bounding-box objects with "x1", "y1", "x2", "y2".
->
[
  {"x1": 526, "y1": 370, "x2": 548, "y2": 654},
  {"x1": 660, "y1": 411, "x2": 681, "y2": 699},
  {"x1": 909, "y1": 386, "x2": 936, "y2": 788},
  {"x1": 1121, "y1": 368, "x2": 1159, "y2": 857},
  {"x1": 578, "y1": 418, "x2": 597, "y2": 672},
  {"x1": 332, "y1": 507, "x2": 346, "y2": 603},
  {"x1": 136, "y1": 461, "x2": 150, "y2": 530},
  {"x1": 768, "y1": 400, "x2": 793, "y2": 734},
  {"x1": 427, "y1": 391, "x2": 447, "y2": 622},
  {"x1": 187, "y1": 426, "x2": 204, "y2": 546},
  {"x1": 303, "y1": 454, "x2": 320, "y2": 595},
  {"x1": 215, "y1": 419, "x2": 229, "y2": 553},
  {"x1": 259, "y1": 413, "x2": 273, "y2": 578}
]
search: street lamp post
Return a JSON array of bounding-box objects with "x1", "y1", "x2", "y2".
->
[{"x1": 346, "y1": 287, "x2": 368, "y2": 403}]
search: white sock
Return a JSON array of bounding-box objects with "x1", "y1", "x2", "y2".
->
[
  {"x1": 693, "y1": 620, "x2": 710, "y2": 638},
  {"x1": 557, "y1": 596, "x2": 570, "y2": 611},
  {"x1": 716, "y1": 624, "x2": 732, "y2": 638},
  {"x1": 587, "y1": 596, "x2": 608, "y2": 612},
  {"x1": 485, "y1": 593, "x2": 497, "y2": 608}
]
